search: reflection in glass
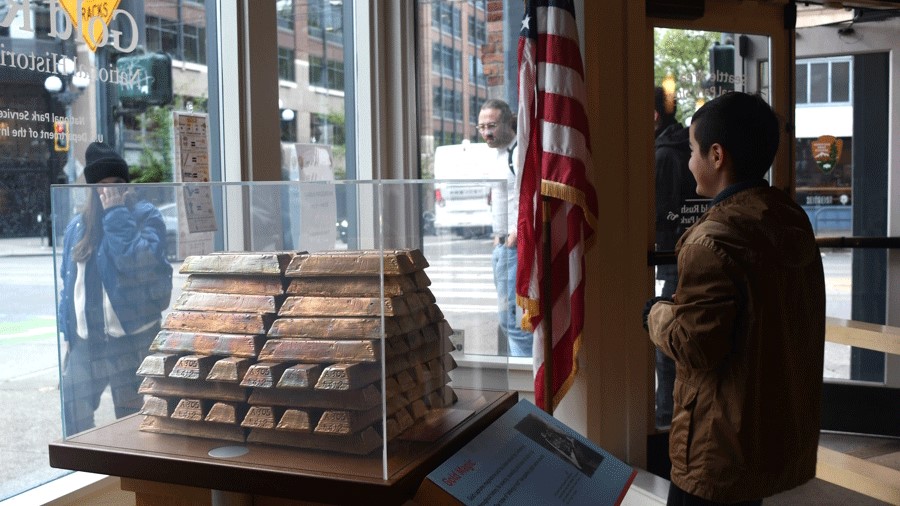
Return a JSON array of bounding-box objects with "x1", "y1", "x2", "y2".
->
[{"x1": 652, "y1": 28, "x2": 773, "y2": 428}]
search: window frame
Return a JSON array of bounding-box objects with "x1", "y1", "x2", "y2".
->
[{"x1": 796, "y1": 56, "x2": 854, "y2": 107}]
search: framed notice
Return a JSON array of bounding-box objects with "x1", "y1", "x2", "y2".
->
[
  {"x1": 172, "y1": 111, "x2": 216, "y2": 258},
  {"x1": 419, "y1": 400, "x2": 636, "y2": 506}
]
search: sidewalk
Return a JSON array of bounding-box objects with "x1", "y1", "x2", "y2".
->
[{"x1": 0, "y1": 237, "x2": 56, "y2": 257}]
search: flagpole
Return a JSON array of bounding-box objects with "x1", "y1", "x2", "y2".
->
[{"x1": 542, "y1": 196, "x2": 553, "y2": 415}]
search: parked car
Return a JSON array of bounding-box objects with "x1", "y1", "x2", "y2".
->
[{"x1": 432, "y1": 142, "x2": 495, "y2": 238}]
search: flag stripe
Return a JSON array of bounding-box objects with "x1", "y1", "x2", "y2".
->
[
  {"x1": 539, "y1": 36, "x2": 584, "y2": 80},
  {"x1": 541, "y1": 123, "x2": 589, "y2": 174},
  {"x1": 538, "y1": 90, "x2": 591, "y2": 147}
]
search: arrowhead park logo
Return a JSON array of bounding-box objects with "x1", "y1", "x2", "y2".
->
[{"x1": 811, "y1": 135, "x2": 843, "y2": 175}]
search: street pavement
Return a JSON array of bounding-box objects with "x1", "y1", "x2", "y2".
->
[
  {"x1": 0, "y1": 237, "x2": 56, "y2": 258},
  {"x1": 0, "y1": 237, "x2": 67, "y2": 501}
]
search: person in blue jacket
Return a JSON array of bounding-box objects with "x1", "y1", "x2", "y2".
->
[{"x1": 58, "y1": 142, "x2": 173, "y2": 437}]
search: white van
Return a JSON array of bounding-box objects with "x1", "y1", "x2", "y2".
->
[{"x1": 432, "y1": 141, "x2": 495, "y2": 238}]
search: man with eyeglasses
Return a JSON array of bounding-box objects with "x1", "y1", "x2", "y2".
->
[{"x1": 477, "y1": 99, "x2": 532, "y2": 357}]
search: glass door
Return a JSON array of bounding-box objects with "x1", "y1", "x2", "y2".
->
[{"x1": 795, "y1": 2, "x2": 900, "y2": 439}]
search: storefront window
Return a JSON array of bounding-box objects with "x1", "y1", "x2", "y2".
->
[
  {"x1": 0, "y1": 0, "x2": 216, "y2": 499},
  {"x1": 415, "y1": 0, "x2": 520, "y2": 361}
]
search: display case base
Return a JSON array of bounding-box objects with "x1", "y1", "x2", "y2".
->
[{"x1": 50, "y1": 388, "x2": 516, "y2": 506}]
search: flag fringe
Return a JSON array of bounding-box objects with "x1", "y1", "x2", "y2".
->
[
  {"x1": 551, "y1": 331, "x2": 582, "y2": 411},
  {"x1": 517, "y1": 294, "x2": 540, "y2": 331},
  {"x1": 540, "y1": 180, "x2": 599, "y2": 235}
]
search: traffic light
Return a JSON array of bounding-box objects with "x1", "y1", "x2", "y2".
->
[
  {"x1": 709, "y1": 42, "x2": 735, "y2": 93},
  {"x1": 54, "y1": 120, "x2": 69, "y2": 152},
  {"x1": 116, "y1": 52, "x2": 173, "y2": 108}
]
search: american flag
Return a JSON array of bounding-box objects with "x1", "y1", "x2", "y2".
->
[{"x1": 516, "y1": 0, "x2": 598, "y2": 412}]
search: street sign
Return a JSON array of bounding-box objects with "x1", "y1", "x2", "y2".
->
[{"x1": 117, "y1": 52, "x2": 173, "y2": 108}]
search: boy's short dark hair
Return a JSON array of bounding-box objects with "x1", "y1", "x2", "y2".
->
[{"x1": 690, "y1": 92, "x2": 779, "y2": 181}]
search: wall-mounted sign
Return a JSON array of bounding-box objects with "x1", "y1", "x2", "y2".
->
[{"x1": 811, "y1": 135, "x2": 843, "y2": 174}]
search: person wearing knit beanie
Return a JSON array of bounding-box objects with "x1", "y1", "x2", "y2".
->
[
  {"x1": 58, "y1": 141, "x2": 172, "y2": 437},
  {"x1": 84, "y1": 142, "x2": 130, "y2": 184}
]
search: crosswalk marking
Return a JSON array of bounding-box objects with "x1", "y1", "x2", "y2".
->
[{"x1": 0, "y1": 326, "x2": 57, "y2": 341}]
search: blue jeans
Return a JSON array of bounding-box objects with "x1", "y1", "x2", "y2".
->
[
  {"x1": 655, "y1": 271, "x2": 677, "y2": 428},
  {"x1": 61, "y1": 324, "x2": 159, "y2": 437},
  {"x1": 492, "y1": 244, "x2": 532, "y2": 356}
]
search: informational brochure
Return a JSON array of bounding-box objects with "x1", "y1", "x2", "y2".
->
[
  {"x1": 174, "y1": 111, "x2": 217, "y2": 233},
  {"x1": 172, "y1": 111, "x2": 216, "y2": 258},
  {"x1": 424, "y1": 399, "x2": 636, "y2": 506}
]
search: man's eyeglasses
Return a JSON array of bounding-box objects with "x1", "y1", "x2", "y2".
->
[{"x1": 476, "y1": 123, "x2": 498, "y2": 131}]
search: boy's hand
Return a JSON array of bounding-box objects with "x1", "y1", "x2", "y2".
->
[{"x1": 642, "y1": 296, "x2": 673, "y2": 331}]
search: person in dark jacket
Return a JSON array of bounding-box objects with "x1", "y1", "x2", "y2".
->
[
  {"x1": 58, "y1": 142, "x2": 173, "y2": 437},
  {"x1": 644, "y1": 92, "x2": 825, "y2": 505},
  {"x1": 653, "y1": 86, "x2": 700, "y2": 428}
]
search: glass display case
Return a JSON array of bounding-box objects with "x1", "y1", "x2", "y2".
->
[{"x1": 48, "y1": 179, "x2": 518, "y2": 503}]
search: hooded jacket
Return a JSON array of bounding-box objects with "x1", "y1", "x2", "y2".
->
[
  {"x1": 58, "y1": 200, "x2": 173, "y2": 341},
  {"x1": 648, "y1": 184, "x2": 825, "y2": 502},
  {"x1": 655, "y1": 122, "x2": 699, "y2": 251}
]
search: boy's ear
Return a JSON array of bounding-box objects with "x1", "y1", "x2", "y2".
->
[{"x1": 709, "y1": 143, "x2": 726, "y2": 169}]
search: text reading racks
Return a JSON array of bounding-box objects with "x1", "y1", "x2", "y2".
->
[{"x1": 137, "y1": 249, "x2": 458, "y2": 454}]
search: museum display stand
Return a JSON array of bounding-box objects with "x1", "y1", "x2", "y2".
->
[{"x1": 48, "y1": 181, "x2": 515, "y2": 505}]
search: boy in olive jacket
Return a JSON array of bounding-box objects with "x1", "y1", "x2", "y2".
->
[{"x1": 644, "y1": 92, "x2": 825, "y2": 505}]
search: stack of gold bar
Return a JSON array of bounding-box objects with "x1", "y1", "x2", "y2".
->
[
  {"x1": 135, "y1": 249, "x2": 458, "y2": 454},
  {"x1": 136, "y1": 252, "x2": 294, "y2": 442},
  {"x1": 245, "y1": 249, "x2": 458, "y2": 454}
]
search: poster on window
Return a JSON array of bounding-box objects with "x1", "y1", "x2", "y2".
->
[{"x1": 173, "y1": 111, "x2": 216, "y2": 258}]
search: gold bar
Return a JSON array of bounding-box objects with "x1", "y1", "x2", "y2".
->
[
  {"x1": 182, "y1": 274, "x2": 285, "y2": 295},
  {"x1": 258, "y1": 338, "x2": 380, "y2": 363},
  {"x1": 140, "y1": 416, "x2": 246, "y2": 443},
  {"x1": 275, "y1": 364, "x2": 322, "y2": 389},
  {"x1": 163, "y1": 310, "x2": 275, "y2": 335},
  {"x1": 246, "y1": 426, "x2": 382, "y2": 454},
  {"x1": 267, "y1": 316, "x2": 404, "y2": 339},
  {"x1": 179, "y1": 252, "x2": 295, "y2": 276},
  {"x1": 204, "y1": 402, "x2": 247, "y2": 425},
  {"x1": 150, "y1": 330, "x2": 265, "y2": 358},
  {"x1": 206, "y1": 357, "x2": 252, "y2": 383},
  {"x1": 168, "y1": 354, "x2": 219, "y2": 380},
  {"x1": 249, "y1": 384, "x2": 383, "y2": 410},
  {"x1": 240, "y1": 362, "x2": 291, "y2": 388},
  {"x1": 285, "y1": 274, "x2": 418, "y2": 297},
  {"x1": 138, "y1": 376, "x2": 248, "y2": 403},
  {"x1": 276, "y1": 409, "x2": 313, "y2": 432},
  {"x1": 284, "y1": 249, "x2": 428, "y2": 277},
  {"x1": 241, "y1": 406, "x2": 284, "y2": 429},
  {"x1": 141, "y1": 396, "x2": 177, "y2": 417},
  {"x1": 171, "y1": 398, "x2": 211, "y2": 422},
  {"x1": 314, "y1": 405, "x2": 381, "y2": 435},
  {"x1": 278, "y1": 295, "x2": 412, "y2": 317},
  {"x1": 314, "y1": 363, "x2": 382, "y2": 391},
  {"x1": 136, "y1": 353, "x2": 179, "y2": 378},
  {"x1": 174, "y1": 291, "x2": 282, "y2": 314}
]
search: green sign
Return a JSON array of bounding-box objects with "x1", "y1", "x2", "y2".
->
[{"x1": 116, "y1": 52, "x2": 173, "y2": 108}]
